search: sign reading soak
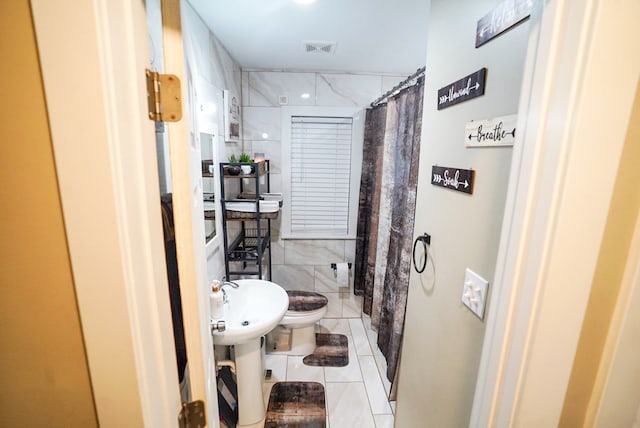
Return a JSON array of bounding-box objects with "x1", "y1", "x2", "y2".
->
[
  {"x1": 437, "y1": 68, "x2": 487, "y2": 110},
  {"x1": 465, "y1": 114, "x2": 517, "y2": 147},
  {"x1": 431, "y1": 166, "x2": 475, "y2": 194}
]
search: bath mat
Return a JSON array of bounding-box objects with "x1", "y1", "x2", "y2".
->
[
  {"x1": 265, "y1": 381, "x2": 326, "y2": 428},
  {"x1": 302, "y1": 333, "x2": 349, "y2": 367}
]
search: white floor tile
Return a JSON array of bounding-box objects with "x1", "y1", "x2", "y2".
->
[
  {"x1": 366, "y1": 323, "x2": 379, "y2": 348},
  {"x1": 324, "y1": 292, "x2": 342, "y2": 318},
  {"x1": 263, "y1": 354, "x2": 287, "y2": 384},
  {"x1": 286, "y1": 356, "x2": 325, "y2": 385},
  {"x1": 326, "y1": 382, "x2": 376, "y2": 428},
  {"x1": 374, "y1": 414, "x2": 395, "y2": 428},
  {"x1": 262, "y1": 382, "x2": 274, "y2": 409},
  {"x1": 373, "y1": 352, "x2": 392, "y2": 396},
  {"x1": 359, "y1": 355, "x2": 392, "y2": 415},
  {"x1": 318, "y1": 318, "x2": 352, "y2": 336},
  {"x1": 325, "y1": 336, "x2": 362, "y2": 382},
  {"x1": 362, "y1": 313, "x2": 372, "y2": 330},
  {"x1": 341, "y1": 293, "x2": 363, "y2": 318},
  {"x1": 349, "y1": 318, "x2": 373, "y2": 356},
  {"x1": 252, "y1": 312, "x2": 394, "y2": 428}
]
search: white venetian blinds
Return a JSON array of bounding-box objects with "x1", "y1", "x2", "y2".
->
[{"x1": 290, "y1": 116, "x2": 353, "y2": 236}]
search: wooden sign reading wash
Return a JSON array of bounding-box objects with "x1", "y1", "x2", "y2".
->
[
  {"x1": 431, "y1": 166, "x2": 475, "y2": 194},
  {"x1": 437, "y1": 68, "x2": 487, "y2": 110},
  {"x1": 465, "y1": 114, "x2": 517, "y2": 147}
]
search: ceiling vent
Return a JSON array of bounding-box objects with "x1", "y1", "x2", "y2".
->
[{"x1": 303, "y1": 41, "x2": 337, "y2": 54}]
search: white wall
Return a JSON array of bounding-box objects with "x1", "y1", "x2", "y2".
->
[
  {"x1": 148, "y1": 1, "x2": 246, "y2": 282},
  {"x1": 182, "y1": 2, "x2": 243, "y2": 166},
  {"x1": 395, "y1": 0, "x2": 531, "y2": 426}
]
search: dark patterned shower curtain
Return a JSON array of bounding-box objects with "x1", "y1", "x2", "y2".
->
[
  {"x1": 354, "y1": 79, "x2": 424, "y2": 387},
  {"x1": 354, "y1": 105, "x2": 387, "y2": 312}
]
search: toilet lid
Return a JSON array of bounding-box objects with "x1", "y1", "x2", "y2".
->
[{"x1": 286, "y1": 290, "x2": 328, "y2": 312}]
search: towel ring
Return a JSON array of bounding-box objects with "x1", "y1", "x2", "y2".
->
[{"x1": 412, "y1": 233, "x2": 431, "y2": 273}]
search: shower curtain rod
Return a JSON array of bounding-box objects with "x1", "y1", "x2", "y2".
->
[{"x1": 370, "y1": 66, "x2": 426, "y2": 108}]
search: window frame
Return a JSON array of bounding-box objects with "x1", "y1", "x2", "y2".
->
[{"x1": 281, "y1": 106, "x2": 365, "y2": 240}]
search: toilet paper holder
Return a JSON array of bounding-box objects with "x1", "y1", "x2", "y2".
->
[{"x1": 330, "y1": 263, "x2": 352, "y2": 270}]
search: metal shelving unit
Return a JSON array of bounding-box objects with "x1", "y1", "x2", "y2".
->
[{"x1": 219, "y1": 160, "x2": 274, "y2": 280}]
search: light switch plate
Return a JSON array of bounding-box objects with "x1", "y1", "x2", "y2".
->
[{"x1": 461, "y1": 268, "x2": 489, "y2": 319}]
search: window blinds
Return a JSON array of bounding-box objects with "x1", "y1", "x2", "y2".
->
[{"x1": 290, "y1": 116, "x2": 353, "y2": 235}]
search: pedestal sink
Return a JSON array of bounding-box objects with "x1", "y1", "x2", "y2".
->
[{"x1": 211, "y1": 279, "x2": 288, "y2": 427}]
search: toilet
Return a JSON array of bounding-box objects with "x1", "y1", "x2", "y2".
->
[{"x1": 266, "y1": 290, "x2": 328, "y2": 356}]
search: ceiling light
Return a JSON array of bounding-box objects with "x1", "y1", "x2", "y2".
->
[
  {"x1": 294, "y1": 0, "x2": 316, "y2": 4},
  {"x1": 261, "y1": 133, "x2": 269, "y2": 139},
  {"x1": 300, "y1": 93, "x2": 311, "y2": 99}
]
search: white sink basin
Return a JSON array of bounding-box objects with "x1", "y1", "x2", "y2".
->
[{"x1": 211, "y1": 279, "x2": 288, "y2": 346}]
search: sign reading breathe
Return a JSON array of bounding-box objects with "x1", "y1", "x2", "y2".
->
[{"x1": 465, "y1": 114, "x2": 517, "y2": 147}]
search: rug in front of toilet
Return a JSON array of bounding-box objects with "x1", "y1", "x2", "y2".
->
[
  {"x1": 265, "y1": 381, "x2": 326, "y2": 428},
  {"x1": 302, "y1": 333, "x2": 348, "y2": 367}
]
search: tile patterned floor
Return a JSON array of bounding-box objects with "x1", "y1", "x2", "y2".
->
[{"x1": 262, "y1": 315, "x2": 394, "y2": 428}]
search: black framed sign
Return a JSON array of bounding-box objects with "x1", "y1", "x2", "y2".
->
[
  {"x1": 437, "y1": 68, "x2": 487, "y2": 110},
  {"x1": 431, "y1": 166, "x2": 475, "y2": 194},
  {"x1": 476, "y1": 0, "x2": 533, "y2": 48}
]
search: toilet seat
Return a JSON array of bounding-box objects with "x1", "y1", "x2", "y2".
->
[
  {"x1": 279, "y1": 290, "x2": 328, "y2": 328},
  {"x1": 286, "y1": 290, "x2": 328, "y2": 312},
  {"x1": 267, "y1": 290, "x2": 328, "y2": 355}
]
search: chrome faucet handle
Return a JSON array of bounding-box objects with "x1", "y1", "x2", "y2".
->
[
  {"x1": 211, "y1": 320, "x2": 225, "y2": 333},
  {"x1": 221, "y1": 280, "x2": 239, "y2": 288}
]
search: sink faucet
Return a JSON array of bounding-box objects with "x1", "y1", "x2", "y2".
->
[
  {"x1": 220, "y1": 278, "x2": 239, "y2": 303},
  {"x1": 221, "y1": 278, "x2": 239, "y2": 288}
]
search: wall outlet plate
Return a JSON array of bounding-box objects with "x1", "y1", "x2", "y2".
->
[{"x1": 461, "y1": 268, "x2": 489, "y2": 319}]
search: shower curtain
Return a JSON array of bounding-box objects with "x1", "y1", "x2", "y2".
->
[
  {"x1": 355, "y1": 79, "x2": 424, "y2": 386},
  {"x1": 354, "y1": 105, "x2": 387, "y2": 312}
]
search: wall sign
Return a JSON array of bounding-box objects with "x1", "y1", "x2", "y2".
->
[
  {"x1": 431, "y1": 166, "x2": 475, "y2": 194},
  {"x1": 437, "y1": 68, "x2": 486, "y2": 110},
  {"x1": 476, "y1": 0, "x2": 533, "y2": 48},
  {"x1": 223, "y1": 89, "x2": 240, "y2": 142},
  {"x1": 465, "y1": 114, "x2": 517, "y2": 147}
]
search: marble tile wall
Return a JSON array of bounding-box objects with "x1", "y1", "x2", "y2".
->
[
  {"x1": 183, "y1": 2, "x2": 243, "y2": 161},
  {"x1": 241, "y1": 70, "x2": 406, "y2": 316},
  {"x1": 181, "y1": 2, "x2": 245, "y2": 280}
]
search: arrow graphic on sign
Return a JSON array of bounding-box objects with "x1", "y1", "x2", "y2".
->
[
  {"x1": 431, "y1": 166, "x2": 475, "y2": 194},
  {"x1": 468, "y1": 128, "x2": 515, "y2": 140},
  {"x1": 465, "y1": 114, "x2": 518, "y2": 147},
  {"x1": 437, "y1": 69, "x2": 487, "y2": 110}
]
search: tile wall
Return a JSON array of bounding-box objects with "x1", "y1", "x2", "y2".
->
[{"x1": 241, "y1": 71, "x2": 406, "y2": 317}]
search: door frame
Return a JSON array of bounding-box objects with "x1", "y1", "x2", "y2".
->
[
  {"x1": 470, "y1": 0, "x2": 640, "y2": 425},
  {"x1": 30, "y1": 0, "x2": 216, "y2": 425}
]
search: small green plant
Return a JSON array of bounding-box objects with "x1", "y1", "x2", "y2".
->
[
  {"x1": 228, "y1": 154, "x2": 238, "y2": 163},
  {"x1": 239, "y1": 152, "x2": 252, "y2": 163}
]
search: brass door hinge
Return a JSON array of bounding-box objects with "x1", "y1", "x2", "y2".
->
[
  {"x1": 146, "y1": 69, "x2": 182, "y2": 122},
  {"x1": 178, "y1": 400, "x2": 206, "y2": 428}
]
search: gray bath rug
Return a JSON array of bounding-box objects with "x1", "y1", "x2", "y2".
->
[
  {"x1": 302, "y1": 333, "x2": 349, "y2": 367},
  {"x1": 264, "y1": 381, "x2": 326, "y2": 428}
]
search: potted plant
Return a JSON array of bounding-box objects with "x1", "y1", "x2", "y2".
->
[{"x1": 239, "y1": 152, "x2": 253, "y2": 174}]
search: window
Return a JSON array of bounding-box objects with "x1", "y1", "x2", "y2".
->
[{"x1": 281, "y1": 107, "x2": 364, "y2": 239}]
